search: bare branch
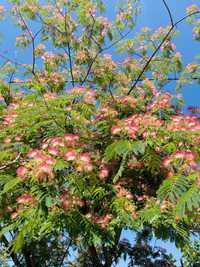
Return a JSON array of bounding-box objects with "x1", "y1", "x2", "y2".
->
[
  {"x1": 0, "y1": 152, "x2": 21, "y2": 170},
  {"x1": 81, "y1": 28, "x2": 132, "y2": 85},
  {"x1": 81, "y1": 50, "x2": 102, "y2": 85},
  {"x1": 17, "y1": 10, "x2": 37, "y2": 75},
  {"x1": 0, "y1": 234, "x2": 22, "y2": 267},
  {"x1": 127, "y1": 11, "x2": 200, "y2": 95},
  {"x1": 64, "y1": 12, "x2": 75, "y2": 87},
  {"x1": 0, "y1": 53, "x2": 24, "y2": 67},
  {"x1": 162, "y1": 0, "x2": 174, "y2": 26},
  {"x1": 58, "y1": 239, "x2": 72, "y2": 267}
]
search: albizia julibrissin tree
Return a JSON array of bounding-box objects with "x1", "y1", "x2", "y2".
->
[{"x1": 0, "y1": 0, "x2": 200, "y2": 266}]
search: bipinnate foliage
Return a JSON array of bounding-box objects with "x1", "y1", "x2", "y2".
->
[{"x1": 0, "y1": 1, "x2": 200, "y2": 266}]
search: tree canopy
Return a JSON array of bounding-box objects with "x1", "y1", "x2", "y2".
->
[{"x1": 0, "y1": 1, "x2": 200, "y2": 266}]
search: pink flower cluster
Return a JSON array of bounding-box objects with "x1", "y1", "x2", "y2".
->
[
  {"x1": 167, "y1": 115, "x2": 200, "y2": 132},
  {"x1": 149, "y1": 92, "x2": 172, "y2": 110},
  {"x1": 11, "y1": 194, "x2": 35, "y2": 220},
  {"x1": 3, "y1": 103, "x2": 19, "y2": 125},
  {"x1": 113, "y1": 183, "x2": 133, "y2": 200},
  {"x1": 88, "y1": 213, "x2": 112, "y2": 229},
  {"x1": 61, "y1": 190, "x2": 84, "y2": 210},
  {"x1": 162, "y1": 150, "x2": 197, "y2": 174},
  {"x1": 16, "y1": 132, "x2": 97, "y2": 183},
  {"x1": 111, "y1": 113, "x2": 163, "y2": 139}
]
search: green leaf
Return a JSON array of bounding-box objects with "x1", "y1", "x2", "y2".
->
[
  {"x1": 131, "y1": 141, "x2": 146, "y2": 155},
  {"x1": 175, "y1": 185, "x2": 200, "y2": 217},
  {"x1": 105, "y1": 140, "x2": 145, "y2": 160},
  {"x1": 12, "y1": 231, "x2": 24, "y2": 253},
  {"x1": 105, "y1": 140, "x2": 131, "y2": 160},
  {"x1": 113, "y1": 152, "x2": 128, "y2": 183},
  {"x1": 1, "y1": 178, "x2": 21, "y2": 195},
  {"x1": 45, "y1": 196, "x2": 53, "y2": 208},
  {"x1": 157, "y1": 175, "x2": 189, "y2": 202}
]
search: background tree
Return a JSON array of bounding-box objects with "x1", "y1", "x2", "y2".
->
[{"x1": 0, "y1": 1, "x2": 200, "y2": 266}]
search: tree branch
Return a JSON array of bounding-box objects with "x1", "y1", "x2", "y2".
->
[
  {"x1": 0, "y1": 234, "x2": 22, "y2": 267},
  {"x1": 58, "y1": 239, "x2": 72, "y2": 267},
  {"x1": 104, "y1": 228, "x2": 122, "y2": 267},
  {"x1": 162, "y1": 0, "x2": 174, "y2": 26},
  {"x1": 0, "y1": 153, "x2": 21, "y2": 170},
  {"x1": 89, "y1": 245, "x2": 103, "y2": 267},
  {"x1": 127, "y1": 10, "x2": 200, "y2": 95},
  {"x1": 64, "y1": 12, "x2": 75, "y2": 87},
  {"x1": 17, "y1": 10, "x2": 38, "y2": 75}
]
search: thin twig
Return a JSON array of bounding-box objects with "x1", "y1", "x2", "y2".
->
[
  {"x1": 39, "y1": 92, "x2": 65, "y2": 131},
  {"x1": 81, "y1": 29, "x2": 132, "y2": 85},
  {"x1": 127, "y1": 11, "x2": 200, "y2": 95},
  {"x1": 64, "y1": 11, "x2": 75, "y2": 87},
  {"x1": 0, "y1": 152, "x2": 21, "y2": 170},
  {"x1": 81, "y1": 50, "x2": 102, "y2": 85},
  {"x1": 17, "y1": 10, "x2": 37, "y2": 75},
  {"x1": 58, "y1": 239, "x2": 72, "y2": 267},
  {"x1": 162, "y1": 0, "x2": 174, "y2": 26},
  {"x1": 0, "y1": 53, "x2": 24, "y2": 67}
]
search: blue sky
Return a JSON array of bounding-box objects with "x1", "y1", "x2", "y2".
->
[{"x1": 0, "y1": 1, "x2": 199, "y2": 266}]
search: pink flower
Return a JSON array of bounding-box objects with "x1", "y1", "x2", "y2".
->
[
  {"x1": 3, "y1": 137, "x2": 11, "y2": 144},
  {"x1": 162, "y1": 157, "x2": 170, "y2": 168},
  {"x1": 50, "y1": 137, "x2": 64, "y2": 147},
  {"x1": 27, "y1": 149, "x2": 40, "y2": 159},
  {"x1": 15, "y1": 135, "x2": 23, "y2": 141},
  {"x1": 16, "y1": 166, "x2": 28, "y2": 178},
  {"x1": 45, "y1": 156, "x2": 56, "y2": 165},
  {"x1": 84, "y1": 163, "x2": 93, "y2": 172},
  {"x1": 16, "y1": 194, "x2": 33, "y2": 204},
  {"x1": 64, "y1": 133, "x2": 80, "y2": 142},
  {"x1": 11, "y1": 212, "x2": 18, "y2": 220},
  {"x1": 167, "y1": 171, "x2": 174, "y2": 177},
  {"x1": 35, "y1": 163, "x2": 54, "y2": 181},
  {"x1": 99, "y1": 168, "x2": 109, "y2": 179},
  {"x1": 111, "y1": 125, "x2": 121, "y2": 135},
  {"x1": 48, "y1": 146, "x2": 59, "y2": 156},
  {"x1": 64, "y1": 150, "x2": 77, "y2": 161},
  {"x1": 173, "y1": 151, "x2": 186, "y2": 159},
  {"x1": 80, "y1": 152, "x2": 91, "y2": 162}
]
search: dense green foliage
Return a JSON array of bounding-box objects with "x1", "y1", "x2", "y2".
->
[{"x1": 0, "y1": 1, "x2": 200, "y2": 266}]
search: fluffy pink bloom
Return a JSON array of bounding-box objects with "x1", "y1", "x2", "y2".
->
[
  {"x1": 11, "y1": 211, "x2": 18, "y2": 220},
  {"x1": 99, "y1": 168, "x2": 109, "y2": 179},
  {"x1": 84, "y1": 163, "x2": 93, "y2": 172},
  {"x1": 94, "y1": 214, "x2": 112, "y2": 228},
  {"x1": 50, "y1": 137, "x2": 64, "y2": 147},
  {"x1": 16, "y1": 166, "x2": 28, "y2": 178},
  {"x1": 173, "y1": 151, "x2": 186, "y2": 159},
  {"x1": 27, "y1": 149, "x2": 40, "y2": 159},
  {"x1": 35, "y1": 163, "x2": 54, "y2": 181},
  {"x1": 4, "y1": 137, "x2": 11, "y2": 144},
  {"x1": 111, "y1": 125, "x2": 121, "y2": 135},
  {"x1": 64, "y1": 133, "x2": 80, "y2": 142},
  {"x1": 70, "y1": 87, "x2": 85, "y2": 94},
  {"x1": 48, "y1": 146, "x2": 59, "y2": 156},
  {"x1": 45, "y1": 156, "x2": 56, "y2": 165},
  {"x1": 16, "y1": 194, "x2": 33, "y2": 204},
  {"x1": 173, "y1": 150, "x2": 195, "y2": 161},
  {"x1": 162, "y1": 157, "x2": 170, "y2": 168},
  {"x1": 79, "y1": 152, "x2": 91, "y2": 162},
  {"x1": 64, "y1": 150, "x2": 77, "y2": 161},
  {"x1": 15, "y1": 135, "x2": 23, "y2": 141}
]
